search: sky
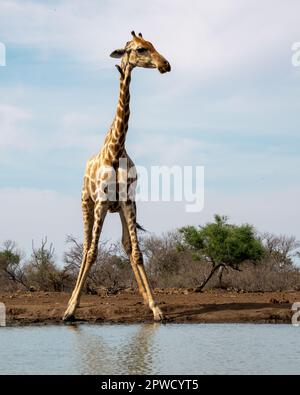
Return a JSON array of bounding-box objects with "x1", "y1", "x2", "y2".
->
[{"x1": 0, "y1": 0, "x2": 300, "y2": 262}]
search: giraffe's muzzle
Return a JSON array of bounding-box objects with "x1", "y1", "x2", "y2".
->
[{"x1": 158, "y1": 61, "x2": 171, "y2": 74}]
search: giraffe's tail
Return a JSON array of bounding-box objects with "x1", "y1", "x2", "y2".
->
[{"x1": 136, "y1": 222, "x2": 146, "y2": 232}]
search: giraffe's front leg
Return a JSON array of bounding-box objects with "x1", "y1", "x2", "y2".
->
[
  {"x1": 63, "y1": 203, "x2": 108, "y2": 322},
  {"x1": 150, "y1": 304, "x2": 164, "y2": 322},
  {"x1": 65, "y1": 195, "x2": 94, "y2": 312}
]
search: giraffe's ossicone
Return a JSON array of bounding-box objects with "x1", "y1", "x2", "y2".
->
[{"x1": 63, "y1": 31, "x2": 171, "y2": 322}]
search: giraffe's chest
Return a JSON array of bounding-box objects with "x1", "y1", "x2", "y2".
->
[
  {"x1": 85, "y1": 151, "x2": 137, "y2": 205},
  {"x1": 88, "y1": 165, "x2": 137, "y2": 205}
]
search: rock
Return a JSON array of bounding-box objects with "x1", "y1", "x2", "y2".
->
[{"x1": 279, "y1": 299, "x2": 290, "y2": 304}]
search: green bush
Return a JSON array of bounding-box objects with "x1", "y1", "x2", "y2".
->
[{"x1": 179, "y1": 215, "x2": 265, "y2": 290}]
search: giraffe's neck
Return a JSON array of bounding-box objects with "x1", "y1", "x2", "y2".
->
[{"x1": 102, "y1": 64, "x2": 133, "y2": 163}]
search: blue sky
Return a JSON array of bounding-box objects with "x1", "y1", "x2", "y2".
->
[{"x1": 0, "y1": 0, "x2": 300, "y2": 260}]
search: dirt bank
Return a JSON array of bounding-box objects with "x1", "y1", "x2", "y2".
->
[{"x1": 1, "y1": 288, "x2": 298, "y2": 326}]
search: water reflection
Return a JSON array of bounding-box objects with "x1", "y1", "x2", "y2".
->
[
  {"x1": 1, "y1": 324, "x2": 300, "y2": 374},
  {"x1": 119, "y1": 324, "x2": 160, "y2": 374},
  {"x1": 70, "y1": 324, "x2": 159, "y2": 374}
]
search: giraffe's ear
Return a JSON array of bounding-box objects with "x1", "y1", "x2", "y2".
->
[{"x1": 110, "y1": 49, "x2": 126, "y2": 58}]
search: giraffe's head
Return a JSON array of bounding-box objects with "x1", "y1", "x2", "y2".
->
[{"x1": 110, "y1": 31, "x2": 171, "y2": 74}]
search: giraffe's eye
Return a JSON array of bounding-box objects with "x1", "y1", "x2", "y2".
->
[{"x1": 137, "y1": 47, "x2": 147, "y2": 54}]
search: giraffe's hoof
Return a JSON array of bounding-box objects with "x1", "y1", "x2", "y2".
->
[
  {"x1": 153, "y1": 306, "x2": 164, "y2": 322},
  {"x1": 62, "y1": 305, "x2": 77, "y2": 322},
  {"x1": 62, "y1": 312, "x2": 76, "y2": 322}
]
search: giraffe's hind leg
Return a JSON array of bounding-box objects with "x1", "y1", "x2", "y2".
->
[
  {"x1": 120, "y1": 202, "x2": 164, "y2": 322},
  {"x1": 63, "y1": 202, "x2": 108, "y2": 321},
  {"x1": 119, "y1": 210, "x2": 148, "y2": 304}
]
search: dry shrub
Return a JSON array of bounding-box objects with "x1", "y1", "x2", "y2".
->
[
  {"x1": 141, "y1": 232, "x2": 211, "y2": 288},
  {"x1": 25, "y1": 238, "x2": 70, "y2": 292},
  {"x1": 221, "y1": 259, "x2": 300, "y2": 292},
  {"x1": 1, "y1": 230, "x2": 299, "y2": 293},
  {"x1": 63, "y1": 236, "x2": 133, "y2": 293}
]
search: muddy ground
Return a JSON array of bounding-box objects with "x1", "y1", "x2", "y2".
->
[{"x1": 1, "y1": 288, "x2": 299, "y2": 326}]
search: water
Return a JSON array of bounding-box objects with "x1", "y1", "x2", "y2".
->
[{"x1": 0, "y1": 323, "x2": 300, "y2": 375}]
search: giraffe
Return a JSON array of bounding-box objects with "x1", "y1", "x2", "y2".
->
[{"x1": 63, "y1": 31, "x2": 171, "y2": 322}]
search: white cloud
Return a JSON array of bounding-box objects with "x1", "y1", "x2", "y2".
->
[
  {"x1": 0, "y1": 104, "x2": 33, "y2": 149},
  {"x1": 0, "y1": 104, "x2": 105, "y2": 153},
  {"x1": 58, "y1": 112, "x2": 104, "y2": 149},
  {"x1": 204, "y1": 187, "x2": 300, "y2": 240},
  {"x1": 130, "y1": 134, "x2": 206, "y2": 166},
  {"x1": 1, "y1": 0, "x2": 299, "y2": 80},
  {"x1": 0, "y1": 188, "x2": 80, "y2": 259},
  {"x1": 128, "y1": 133, "x2": 300, "y2": 191},
  {"x1": 61, "y1": 112, "x2": 99, "y2": 130},
  {"x1": 138, "y1": 186, "x2": 300, "y2": 244}
]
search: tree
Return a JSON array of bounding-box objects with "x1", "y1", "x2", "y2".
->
[
  {"x1": 25, "y1": 237, "x2": 66, "y2": 291},
  {"x1": 179, "y1": 215, "x2": 265, "y2": 291},
  {"x1": 0, "y1": 240, "x2": 28, "y2": 289},
  {"x1": 260, "y1": 232, "x2": 300, "y2": 270}
]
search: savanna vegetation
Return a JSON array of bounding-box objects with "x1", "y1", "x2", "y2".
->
[{"x1": 1, "y1": 215, "x2": 300, "y2": 294}]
